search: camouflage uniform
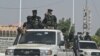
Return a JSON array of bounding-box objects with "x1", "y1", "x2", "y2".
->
[
  {"x1": 43, "y1": 9, "x2": 57, "y2": 29},
  {"x1": 84, "y1": 32, "x2": 91, "y2": 40},
  {"x1": 31, "y1": 16, "x2": 42, "y2": 29},
  {"x1": 23, "y1": 16, "x2": 33, "y2": 29}
]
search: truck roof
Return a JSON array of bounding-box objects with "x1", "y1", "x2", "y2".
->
[
  {"x1": 79, "y1": 40, "x2": 96, "y2": 43},
  {"x1": 26, "y1": 29, "x2": 61, "y2": 32},
  {"x1": 26, "y1": 29, "x2": 64, "y2": 41}
]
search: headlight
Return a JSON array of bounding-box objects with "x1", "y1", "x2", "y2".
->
[
  {"x1": 5, "y1": 49, "x2": 14, "y2": 55},
  {"x1": 84, "y1": 52, "x2": 87, "y2": 55},
  {"x1": 45, "y1": 50, "x2": 52, "y2": 55},
  {"x1": 41, "y1": 50, "x2": 52, "y2": 55}
]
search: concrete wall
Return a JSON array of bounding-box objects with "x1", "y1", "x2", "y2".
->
[{"x1": 0, "y1": 37, "x2": 15, "y2": 53}]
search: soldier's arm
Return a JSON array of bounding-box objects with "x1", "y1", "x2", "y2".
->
[
  {"x1": 23, "y1": 22, "x2": 27, "y2": 28},
  {"x1": 42, "y1": 16, "x2": 47, "y2": 24},
  {"x1": 38, "y1": 16, "x2": 42, "y2": 22},
  {"x1": 53, "y1": 15, "x2": 57, "y2": 23}
]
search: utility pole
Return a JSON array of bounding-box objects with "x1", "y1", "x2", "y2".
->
[
  {"x1": 83, "y1": 0, "x2": 91, "y2": 35},
  {"x1": 19, "y1": 0, "x2": 22, "y2": 27},
  {"x1": 68, "y1": 0, "x2": 75, "y2": 36}
]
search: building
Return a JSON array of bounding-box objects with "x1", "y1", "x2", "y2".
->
[
  {"x1": 0, "y1": 25, "x2": 17, "y2": 37},
  {"x1": 0, "y1": 25, "x2": 18, "y2": 53}
]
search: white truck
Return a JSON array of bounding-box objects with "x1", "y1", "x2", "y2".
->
[
  {"x1": 78, "y1": 40, "x2": 100, "y2": 56},
  {"x1": 0, "y1": 53, "x2": 5, "y2": 56},
  {"x1": 5, "y1": 29, "x2": 67, "y2": 56},
  {"x1": 65, "y1": 40, "x2": 100, "y2": 56},
  {"x1": 5, "y1": 29, "x2": 100, "y2": 56}
]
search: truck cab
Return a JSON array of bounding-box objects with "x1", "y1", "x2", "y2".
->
[
  {"x1": 5, "y1": 29, "x2": 66, "y2": 56},
  {"x1": 79, "y1": 40, "x2": 100, "y2": 56}
]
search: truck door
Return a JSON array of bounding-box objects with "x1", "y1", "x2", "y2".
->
[
  {"x1": 57, "y1": 32, "x2": 65, "y2": 50},
  {"x1": 57, "y1": 32, "x2": 66, "y2": 56}
]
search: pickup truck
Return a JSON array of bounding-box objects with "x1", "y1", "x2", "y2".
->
[
  {"x1": 66, "y1": 40, "x2": 100, "y2": 56},
  {"x1": 5, "y1": 29, "x2": 67, "y2": 56},
  {"x1": 79, "y1": 40, "x2": 100, "y2": 56}
]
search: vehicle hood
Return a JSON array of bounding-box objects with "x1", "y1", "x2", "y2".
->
[
  {"x1": 8, "y1": 44, "x2": 56, "y2": 50},
  {"x1": 0, "y1": 53, "x2": 5, "y2": 56},
  {"x1": 80, "y1": 49, "x2": 100, "y2": 52}
]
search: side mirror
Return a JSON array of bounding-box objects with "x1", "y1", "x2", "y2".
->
[{"x1": 59, "y1": 41, "x2": 64, "y2": 46}]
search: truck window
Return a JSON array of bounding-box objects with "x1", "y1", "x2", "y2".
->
[
  {"x1": 79, "y1": 42, "x2": 97, "y2": 49},
  {"x1": 18, "y1": 31, "x2": 56, "y2": 44}
]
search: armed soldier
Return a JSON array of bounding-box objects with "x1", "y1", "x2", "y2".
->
[
  {"x1": 31, "y1": 10, "x2": 43, "y2": 29},
  {"x1": 15, "y1": 16, "x2": 32, "y2": 45},
  {"x1": 84, "y1": 32, "x2": 92, "y2": 40},
  {"x1": 23, "y1": 16, "x2": 33, "y2": 29},
  {"x1": 42, "y1": 9, "x2": 57, "y2": 29}
]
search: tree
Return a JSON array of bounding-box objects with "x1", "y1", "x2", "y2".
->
[
  {"x1": 57, "y1": 18, "x2": 75, "y2": 41},
  {"x1": 57, "y1": 18, "x2": 75, "y2": 48},
  {"x1": 57, "y1": 18, "x2": 71, "y2": 36},
  {"x1": 92, "y1": 28, "x2": 100, "y2": 46},
  {"x1": 95, "y1": 28, "x2": 100, "y2": 37},
  {"x1": 92, "y1": 35, "x2": 100, "y2": 46}
]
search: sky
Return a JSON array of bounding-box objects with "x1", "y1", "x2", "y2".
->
[{"x1": 0, "y1": 0, "x2": 100, "y2": 35}]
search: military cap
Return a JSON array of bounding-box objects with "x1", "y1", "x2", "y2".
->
[
  {"x1": 27, "y1": 16, "x2": 31, "y2": 19},
  {"x1": 32, "y1": 10, "x2": 37, "y2": 13},
  {"x1": 48, "y1": 9, "x2": 53, "y2": 12},
  {"x1": 86, "y1": 32, "x2": 89, "y2": 34}
]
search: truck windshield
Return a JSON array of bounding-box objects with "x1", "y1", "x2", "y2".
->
[
  {"x1": 19, "y1": 31, "x2": 56, "y2": 44},
  {"x1": 79, "y1": 42, "x2": 97, "y2": 49}
]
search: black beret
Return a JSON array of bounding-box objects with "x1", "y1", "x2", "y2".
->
[
  {"x1": 32, "y1": 10, "x2": 37, "y2": 12},
  {"x1": 27, "y1": 16, "x2": 32, "y2": 19},
  {"x1": 48, "y1": 9, "x2": 53, "y2": 12}
]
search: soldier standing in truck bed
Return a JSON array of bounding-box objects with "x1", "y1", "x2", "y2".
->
[
  {"x1": 31, "y1": 10, "x2": 43, "y2": 29},
  {"x1": 84, "y1": 32, "x2": 92, "y2": 41},
  {"x1": 42, "y1": 9, "x2": 57, "y2": 29},
  {"x1": 23, "y1": 16, "x2": 33, "y2": 29}
]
